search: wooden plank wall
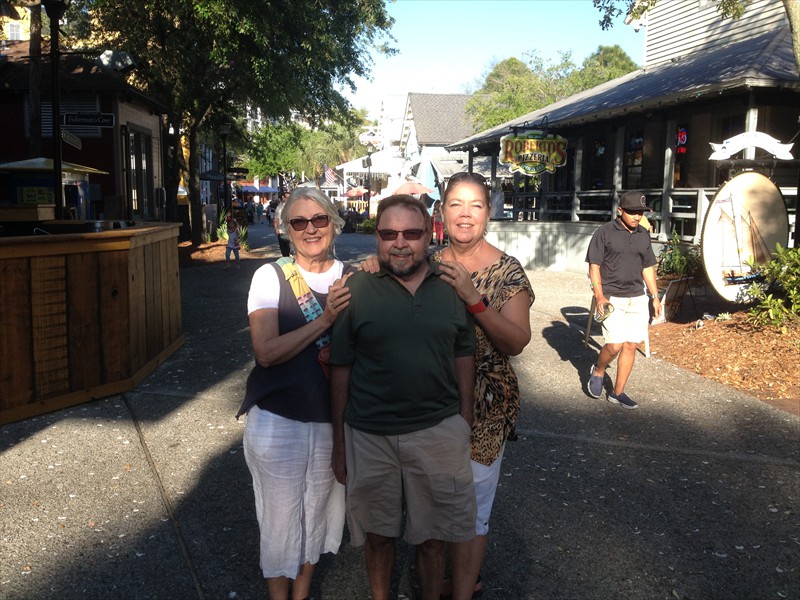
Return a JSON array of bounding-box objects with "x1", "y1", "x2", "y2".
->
[
  {"x1": 0, "y1": 225, "x2": 183, "y2": 423},
  {"x1": 66, "y1": 252, "x2": 102, "y2": 391},
  {"x1": 645, "y1": 0, "x2": 786, "y2": 67},
  {"x1": 31, "y1": 256, "x2": 70, "y2": 399},
  {"x1": 0, "y1": 258, "x2": 33, "y2": 409},
  {"x1": 99, "y1": 250, "x2": 131, "y2": 383}
]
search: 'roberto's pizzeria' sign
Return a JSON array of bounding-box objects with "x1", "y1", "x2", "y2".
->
[{"x1": 499, "y1": 131, "x2": 568, "y2": 176}]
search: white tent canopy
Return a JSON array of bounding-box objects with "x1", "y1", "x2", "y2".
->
[{"x1": 336, "y1": 149, "x2": 404, "y2": 176}]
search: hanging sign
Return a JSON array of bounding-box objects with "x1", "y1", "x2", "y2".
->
[
  {"x1": 499, "y1": 130, "x2": 567, "y2": 176},
  {"x1": 62, "y1": 113, "x2": 116, "y2": 127},
  {"x1": 708, "y1": 131, "x2": 794, "y2": 160},
  {"x1": 61, "y1": 129, "x2": 82, "y2": 150}
]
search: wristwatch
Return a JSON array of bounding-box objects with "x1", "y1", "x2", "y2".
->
[{"x1": 467, "y1": 296, "x2": 490, "y2": 314}]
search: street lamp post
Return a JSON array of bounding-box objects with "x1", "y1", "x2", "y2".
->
[
  {"x1": 220, "y1": 122, "x2": 231, "y2": 216},
  {"x1": 365, "y1": 147, "x2": 373, "y2": 206},
  {"x1": 43, "y1": 0, "x2": 69, "y2": 220}
]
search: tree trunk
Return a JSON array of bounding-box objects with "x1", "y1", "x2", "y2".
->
[
  {"x1": 187, "y1": 124, "x2": 206, "y2": 245},
  {"x1": 783, "y1": 0, "x2": 800, "y2": 76}
]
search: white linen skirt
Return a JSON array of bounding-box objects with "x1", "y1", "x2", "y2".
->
[{"x1": 243, "y1": 407, "x2": 345, "y2": 578}]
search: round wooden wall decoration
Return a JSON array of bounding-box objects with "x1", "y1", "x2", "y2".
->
[{"x1": 701, "y1": 172, "x2": 789, "y2": 302}]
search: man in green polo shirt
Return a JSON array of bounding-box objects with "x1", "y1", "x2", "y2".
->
[{"x1": 330, "y1": 194, "x2": 477, "y2": 600}]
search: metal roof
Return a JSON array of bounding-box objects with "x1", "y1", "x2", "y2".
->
[
  {"x1": 0, "y1": 40, "x2": 166, "y2": 113},
  {"x1": 448, "y1": 27, "x2": 799, "y2": 152}
]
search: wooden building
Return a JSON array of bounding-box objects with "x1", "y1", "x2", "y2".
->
[
  {"x1": 447, "y1": 0, "x2": 799, "y2": 272},
  {"x1": 0, "y1": 39, "x2": 166, "y2": 221}
]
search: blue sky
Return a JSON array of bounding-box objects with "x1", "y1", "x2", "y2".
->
[{"x1": 345, "y1": 0, "x2": 644, "y2": 118}]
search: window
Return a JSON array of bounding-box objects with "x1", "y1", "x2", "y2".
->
[
  {"x1": 127, "y1": 127, "x2": 155, "y2": 219},
  {"x1": 624, "y1": 130, "x2": 644, "y2": 189},
  {"x1": 587, "y1": 137, "x2": 606, "y2": 189},
  {"x1": 674, "y1": 125, "x2": 688, "y2": 187},
  {"x1": 37, "y1": 94, "x2": 102, "y2": 139}
]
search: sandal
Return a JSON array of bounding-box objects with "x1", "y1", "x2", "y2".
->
[{"x1": 441, "y1": 574, "x2": 483, "y2": 599}]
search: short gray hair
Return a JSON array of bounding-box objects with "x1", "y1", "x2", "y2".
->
[{"x1": 281, "y1": 187, "x2": 345, "y2": 236}]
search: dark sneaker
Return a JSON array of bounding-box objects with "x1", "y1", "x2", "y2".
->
[
  {"x1": 607, "y1": 391, "x2": 638, "y2": 409},
  {"x1": 587, "y1": 364, "x2": 603, "y2": 398}
]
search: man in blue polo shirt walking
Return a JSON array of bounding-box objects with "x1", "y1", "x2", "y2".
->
[{"x1": 585, "y1": 191, "x2": 663, "y2": 409}]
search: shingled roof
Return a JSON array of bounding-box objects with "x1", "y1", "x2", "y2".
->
[
  {"x1": 0, "y1": 40, "x2": 164, "y2": 112},
  {"x1": 448, "y1": 26, "x2": 799, "y2": 152},
  {"x1": 407, "y1": 93, "x2": 475, "y2": 145}
]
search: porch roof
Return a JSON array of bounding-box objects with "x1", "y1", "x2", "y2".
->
[{"x1": 448, "y1": 27, "x2": 799, "y2": 152}]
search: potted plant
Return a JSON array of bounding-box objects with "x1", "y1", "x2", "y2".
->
[{"x1": 656, "y1": 230, "x2": 702, "y2": 287}]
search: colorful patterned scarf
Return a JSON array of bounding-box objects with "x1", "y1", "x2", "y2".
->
[{"x1": 276, "y1": 257, "x2": 330, "y2": 350}]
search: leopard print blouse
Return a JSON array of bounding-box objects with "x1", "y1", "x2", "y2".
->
[{"x1": 433, "y1": 250, "x2": 534, "y2": 465}]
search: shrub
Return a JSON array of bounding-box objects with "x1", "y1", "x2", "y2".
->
[
  {"x1": 745, "y1": 244, "x2": 800, "y2": 331},
  {"x1": 360, "y1": 218, "x2": 376, "y2": 234},
  {"x1": 657, "y1": 230, "x2": 701, "y2": 278},
  {"x1": 216, "y1": 209, "x2": 250, "y2": 252}
]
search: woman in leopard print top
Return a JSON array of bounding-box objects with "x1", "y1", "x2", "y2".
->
[{"x1": 435, "y1": 172, "x2": 534, "y2": 599}]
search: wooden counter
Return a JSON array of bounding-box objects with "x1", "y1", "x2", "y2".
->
[{"x1": 0, "y1": 223, "x2": 184, "y2": 424}]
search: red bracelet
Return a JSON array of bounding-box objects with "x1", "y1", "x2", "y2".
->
[{"x1": 467, "y1": 296, "x2": 489, "y2": 314}]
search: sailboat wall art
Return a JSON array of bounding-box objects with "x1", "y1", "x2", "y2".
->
[{"x1": 700, "y1": 172, "x2": 789, "y2": 302}]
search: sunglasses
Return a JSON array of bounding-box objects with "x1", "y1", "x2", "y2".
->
[
  {"x1": 289, "y1": 214, "x2": 330, "y2": 231},
  {"x1": 377, "y1": 228, "x2": 425, "y2": 241}
]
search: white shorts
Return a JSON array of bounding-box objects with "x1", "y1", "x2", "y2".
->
[
  {"x1": 473, "y1": 445, "x2": 505, "y2": 536},
  {"x1": 243, "y1": 408, "x2": 345, "y2": 578},
  {"x1": 601, "y1": 294, "x2": 650, "y2": 344}
]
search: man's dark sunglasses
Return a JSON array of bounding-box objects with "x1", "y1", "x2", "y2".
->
[
  {"x1": 377, "y1": 228, "x2": 425, "y2": 241},
  {"x1": 289, "y1": 215, "x2": 330, "y2": 231}
]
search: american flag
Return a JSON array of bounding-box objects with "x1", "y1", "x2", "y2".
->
[{"x1": 324, "y1": 165, "x2": 336, "y2": 186}]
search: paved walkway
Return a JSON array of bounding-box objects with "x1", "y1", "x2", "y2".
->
[{"x1": 2, "y1": 222, "x2": 798, "y2": 599}]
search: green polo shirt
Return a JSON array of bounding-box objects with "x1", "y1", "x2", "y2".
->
[{"x1": 329, "y1": 263, "x2": 476, "y2": 435}]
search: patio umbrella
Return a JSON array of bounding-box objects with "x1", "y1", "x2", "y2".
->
[
  {"x1": 0, "y1": 157, "x2": 108, "y2": 175},
  {"x1": 345, "y1": 186, "x2": 368, "y2": 197},
  {"x1": 394, "y1": 180, "x2": 432, "y2": 195}
]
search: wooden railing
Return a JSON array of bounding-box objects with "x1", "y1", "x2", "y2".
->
[{"x1": 497, "y1": 187, "x2": 797, "y2": 246}]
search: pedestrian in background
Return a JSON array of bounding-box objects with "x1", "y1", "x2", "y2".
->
[
  {"x1": 433, "y1": 172, "x2": 534, "y2": 599},
  {"x1": 585, "y1": 190, "x2": 662, "y2": 409},
  {"x1": 256, "y1": 198, "x2": 264, "y2": 224},
  {"x1": 274, "y1": 191, "x2": 292, "y2": 257},
  {"x1": 431, "y1": 199, "x2": 445, "y2": 245},
  {"x1": 330, "y1": 195, "x2": 477, "y2": 600},
  {"x1": 225, "y1": 216, "x2": 241, "y2": 269},
  {"x1": 237, "y1": 188, "x2": 353, "y2": 600}
]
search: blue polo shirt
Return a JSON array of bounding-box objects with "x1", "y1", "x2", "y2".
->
[{"x1": 586, "y1": 217, "x2": 657, "y2": 297}]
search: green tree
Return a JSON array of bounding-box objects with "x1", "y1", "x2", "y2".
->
[
  {"x1": 81, "y1": 0, "x2": 393, "y2": 243},
  {"x1": 592, "y1": 0, "x2": 800, "y2": 74},
  {"x1": 568, "y1": 44, "x2": 640, "y2": 90},
  {"x1": 243, "y1": 108, "x2": 370, "y2": 184},
  {"x1": 295, "y1": 110, "x2": 371, "y2": 179},
  {"x1": 466, "y1": 55, "x2": 576, "y2": 131},
  {"x1": 466, "y1": 46, "x2": 637, "y2": 131},
  {"x1": 244, "y1": 121, "x2": 305, "y2": 180}
]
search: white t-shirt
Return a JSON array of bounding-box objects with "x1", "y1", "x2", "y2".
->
[{"x1": 247, "y1": 260, "x2": 346, "y2": 315}]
